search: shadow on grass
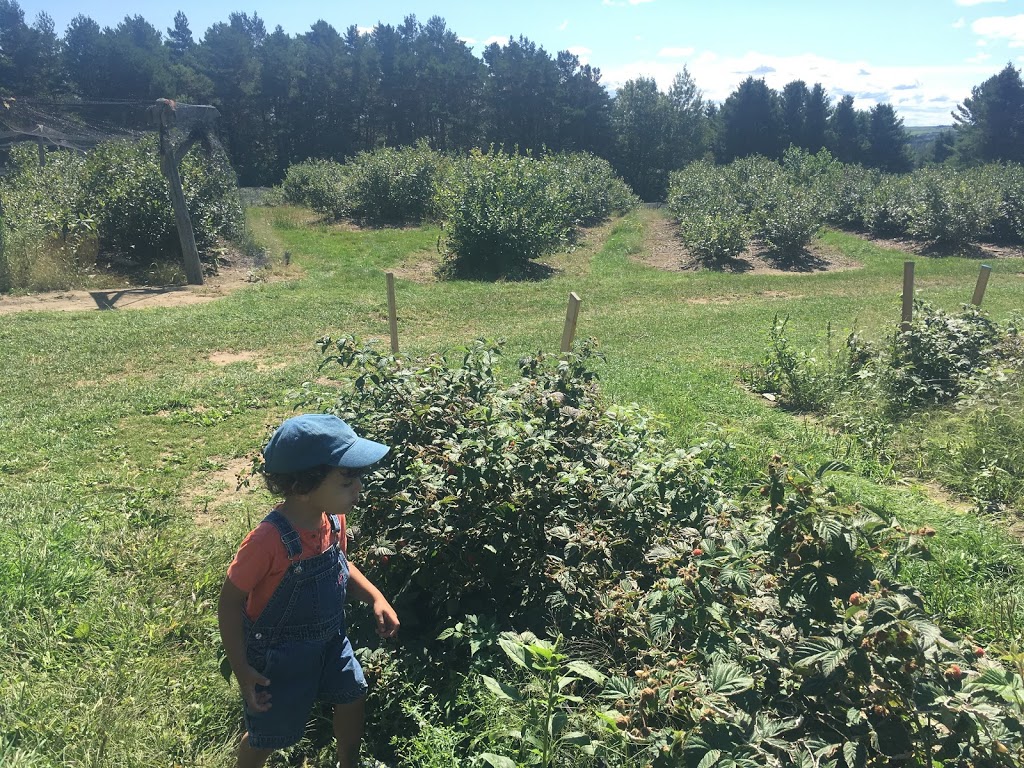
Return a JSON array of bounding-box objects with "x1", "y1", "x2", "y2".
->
[
  {"x1": 692, "y1": 247, "x2": 833, "y2": 273},
  {"x1": 88, "y1": 286, "x2": 190, "y2": 310},
  {"x1": 436, "y1": 260, "x2": 558, "y2": 283},
  {"x1": 761, "y1": 248, "x2": 835, "y2": 272}
]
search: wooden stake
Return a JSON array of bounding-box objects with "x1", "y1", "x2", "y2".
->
[
  {"x1": 385, "y1": 272, "x2": 399, "y2": 354},
  {"x1": 560, "y1": 292, "x2": 582, "y2": 355},
  {"x1": 154, "y1": 101, "x2": 203, "y2": 285},
  {"x1": 901, "y1": 261, "x2": 915, "y2": 331},
  {"x1": 971, "y1": 264, "x2": 992, "y2": 306}
]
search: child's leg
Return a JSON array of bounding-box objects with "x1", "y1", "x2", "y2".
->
[
  {"x1": 333, "y1": 697, "x2": 366, "y2": 768},
  {"x1": 235, "y1": 732, "x2": 274, "y2": 768}
]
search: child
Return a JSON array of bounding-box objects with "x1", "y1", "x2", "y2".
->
[{"x1": 219, "y1": 414, "x2": 400, "y2": 768}]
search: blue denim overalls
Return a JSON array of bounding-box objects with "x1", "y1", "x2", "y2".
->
[{"x1": 242, "y1": 509, "x2": 368, "y2": 749}]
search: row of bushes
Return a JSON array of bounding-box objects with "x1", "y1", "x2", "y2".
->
[
  {"x1": 289, "y1": 337, "x2": 1024, "y2": 767},
  {"x1": 745, "y1": 303, "x2": 1024, "y2": 511},
  {"x1": 788, "y1": 150, "x2": 1024, "y2": 250},
  {"x1": 281, "y1": 146, "x2": 639, "y2": 278},
  {"x1": 667, "y1": 157, "x2": 823, "y2": 263},
  {"x1": 667, "y1": 149, "x2": 1024, "y2": 263},
  {"x1": 0, "y1": 138, "x2": 244, "y2": 292}
]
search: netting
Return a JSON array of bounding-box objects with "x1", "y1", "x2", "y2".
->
[
  {"x1": 0, "y1": 99, "x2": 147, "y2": 154},
  {"x1": 0, "y1": 99, "x2": 221, "y2": 161}
]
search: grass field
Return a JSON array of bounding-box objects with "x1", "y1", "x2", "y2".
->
[{"x1": 1, "y1": 206, "x2": 1023, "y2": 766}]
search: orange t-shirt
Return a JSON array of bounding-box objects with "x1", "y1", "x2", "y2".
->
[{"x1": 227, "y1": 510, "x2": 347, "y2": 621}]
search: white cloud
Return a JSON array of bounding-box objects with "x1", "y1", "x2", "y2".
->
[
  {"x1": 967, "y1": 52, "x2": 993, "y2": 63},
  {"x1": 559, "y1": 19, "x2": 569, "y2": 31},
  {"x1": 659, "y1": 47, "x2": 695, "y2": 58},
  {"x1": 977, "y1": 38, "x2": 989, "y2": 46},
  {"x1": 483, "y1": 35, "x2": 507, "y2": 46},
  {"x1": 972, "y1": 14, "x2": 1024, "y2": 46},
  {"x1": 602, "y1": 0, "x2": 656, "y2": 6},
  {"x1": 567, "y1": 45, "x2": 592, "y2": 65},
  {"x1": 357, "y1": 25, "x2": 373, "y2": 36},
  {"x1": 956, "y1": 0, "x2": 1006, "y2": 5},
  {"x1": 602, "y1": 50, "x2": 1005, "y2": 125},
  {"x1": 459, "y1": 36, "x2": 477, "y2": 45},
  {"x1": 952, "y1": 17, "x2": 966, "y2": 28}
]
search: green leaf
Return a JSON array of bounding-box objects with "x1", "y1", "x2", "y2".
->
[
  {"x1": 816, "y1": 460, "x2": 851, "y2": 479},
  {"x1": 843, "y1": 740, "x2": 863, "y2": 768},
  {"x1": 561, "y1": 731, "x2": 592, "y2": 746},
  {"x1": 550, "y1": 710, "x2": 568, "y2": 737},
  {"x1": 565, "y1": 659, "x2": 607, "y2": 684},
  {"x1": 481, "y1": 675, "x2": 522, "y2": 701},
  {"x1": 794, "y1": 637, "x2": 852, "y2": 677},
  {"x1": 965, "y1": 667, "x2": 1024, "y2": 705},
  {"x1": 708, "y1": 660, "x2": 754, "y2": 696},
  {"x1": 498, "y1": 637, "x2": 529, "y2": 668},
  {"x1": 697, "y1": 749, "x2": 722, "y2": 768},
  {"x1": 479, "y1": 753, "x2": 517, "y2": 768},
  {"x1": 558, "y1": 674, "x2": 579, "y2": 691}
]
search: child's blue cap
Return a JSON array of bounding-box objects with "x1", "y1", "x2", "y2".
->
[{"x1": 263, "y1": 414, "x2": 389, "y2": 474}]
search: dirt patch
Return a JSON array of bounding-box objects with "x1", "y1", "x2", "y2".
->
[
  {"x1": 860, "y1": 233, "x2": 1024, "y2": 260},
  {"x1": 638, "y1": 212, "x2": 861, "y2": 275},
  {"x1": 685, "y1": 290, "x2": 805, "y2": 305},
  {"x1": 0, "y1": 257, "x2": 287, "y2": 315},
  {"x1": 207, "y1": 350, "x2": 290, "y2": 371},
  {"x1": 388, "y1": 248, "x2": 442, "y2": 283},
  {"x1": 188, "y1": 455, "x2": 255, "y2": 527}
]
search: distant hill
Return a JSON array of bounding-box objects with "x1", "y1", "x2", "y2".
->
[
  {"x1": 906, "y1": 125, "x2": 954, "y2": 160},
  {"x1": 906, "y1": 125, "x2": 953, "y2": 139}
]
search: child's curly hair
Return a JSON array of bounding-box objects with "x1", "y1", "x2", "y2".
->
[{"x1": 262, "y1": 465, "x2": 333, "y2": 496}]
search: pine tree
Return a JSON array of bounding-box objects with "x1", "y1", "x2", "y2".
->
[
  {"x1": 780, "y1": 80, "x2": 808, "y2": 150},
  {"x1": 166, "y1": 11, "x2": 195, "y2": 60},
  {"x1": 803, "y1": 83, "x2": 831, "y2": 152},
  {"x1": 865, "y1": 103, "x2": 911, "y2": 173},
  {"x1": 828, "y1": 95, "x2": 862, "y2": 163},
  {"x1": 953, "y1": 62, "x2": 1024, "y2": 164},
  {"x1": 718, "y1": 77, "x2": 784, "y2": 161}
]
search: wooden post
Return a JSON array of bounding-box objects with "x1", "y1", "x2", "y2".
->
[
  {"x1": 560, "y1": 292, "x2": 582, "y2": 355},
  {"x1": 385, "y1": 272, "x2": 399, "y2": 354},
  {"x1": 971, "y1": 264, "x2": 992, "y2": 306},
  {"x1": 37, "y1": 136, "x2": 45, "y2": 167},
  {"x1": 153, "y1": 99, "x2": 204, "y2": 285},
  {"x1": 901, "y1": 261, "x2": 915, "y2": 331}
]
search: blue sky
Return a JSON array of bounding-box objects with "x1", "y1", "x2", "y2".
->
[{"x1": 16, "y1": 0, "x2": 1024, "y2": 125}]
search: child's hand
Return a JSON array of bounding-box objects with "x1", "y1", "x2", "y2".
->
[
  {"x1": 238, "y1": 664, "x2": 272, "y2": 713},
  {"x1": 373, "y1": 598, "x2": 400, "y2": 638}
]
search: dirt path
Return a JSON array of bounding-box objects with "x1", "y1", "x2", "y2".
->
[
  {"x1": 636, "y1": 208, "x2": 862, "y2": 275},
  {"x1": 0, "y1": 259, "x2": 277, "y2": 315}
]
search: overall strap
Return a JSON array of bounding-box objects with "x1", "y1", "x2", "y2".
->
[
  {"x1": 264, "y1": 509, "x2": 303, "y2": 560},
  {"x1": 328, "y1": 514, "x2": 342, "y2": 550}
]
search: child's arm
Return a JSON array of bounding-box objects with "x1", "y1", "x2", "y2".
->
[
  {"x1": 218, "y1": 577, "x2": 273, "y2": 712},
  {"x1": 346, "y1": 561, "x2": 400, "y2": 638}
]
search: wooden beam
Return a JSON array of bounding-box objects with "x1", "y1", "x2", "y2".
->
[
  {"x1": 386, "y1": 272, "x2": 399, "y2": 354},
  {"x1": 154, "y1": 99, "x2": 204, "y2": 285},
  {"x1": 901, "y1": 261, "x2": 914, "y2": 331},
  {"x1": 971, "y1": 264, "x2": 992, "y2": 306},
  {"x1": 560, "y1": 292, "x2": 582, "y2": 354}
]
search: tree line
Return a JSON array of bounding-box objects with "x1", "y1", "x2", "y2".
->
[{"x1": 1, "y1": 2, "x2": 1022, "y2": 198}]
